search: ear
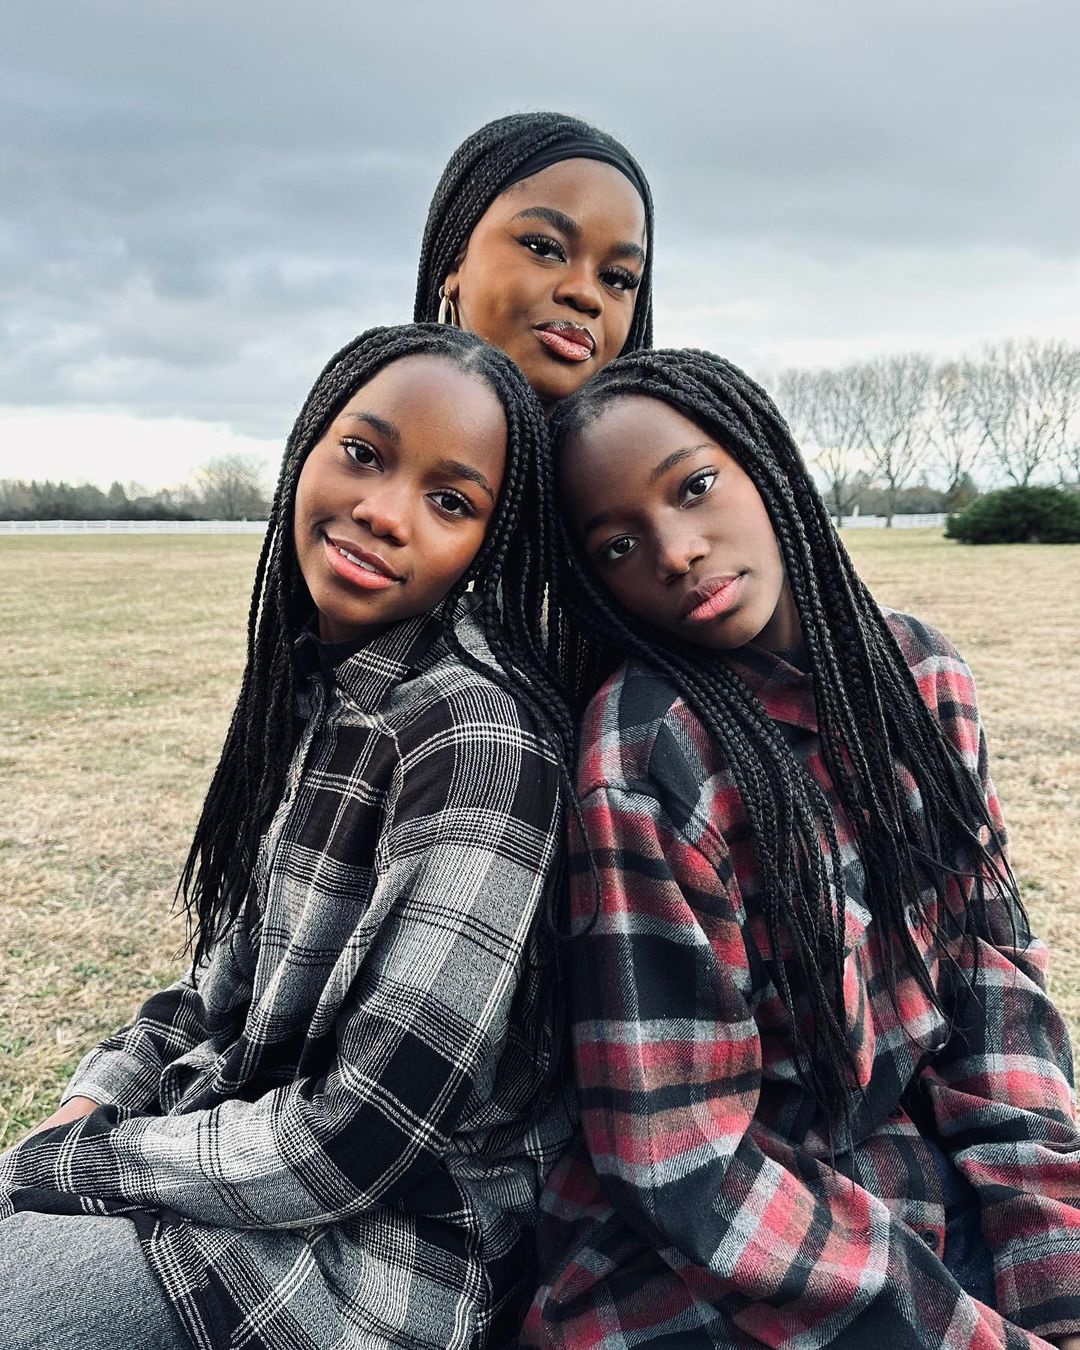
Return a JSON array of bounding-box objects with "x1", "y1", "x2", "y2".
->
[{"x1": 442, "y1": 247, "x2": 468, "y2": 299}]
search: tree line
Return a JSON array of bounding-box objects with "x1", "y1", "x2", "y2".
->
[
  {"x1": 775, "y1": 337, "x2": 1080, "y2": 524},
  {"x1": 0, "y1": 454, "x2": 269, "y2": 521},
  {"x1": 5, "y1": 340, "x2": 1080, "y2": 525}
]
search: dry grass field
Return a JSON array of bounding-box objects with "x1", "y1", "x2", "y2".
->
[{"x1": 0, "y1": 529, "x2": 1078, "y2": 1149}]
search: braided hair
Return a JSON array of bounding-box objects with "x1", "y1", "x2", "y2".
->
[
  {"x1": 414, "y1": 111, "x2": 654, "y2": 355},
  {"x1": 180, "y1": 323, "x2": 575, "y2": 968},
  {"x1": 549, "y1": 348, "x2": 1024, "y2": 1120}
]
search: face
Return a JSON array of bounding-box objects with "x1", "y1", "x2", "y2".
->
[
  {"x1": 294, "y1": 354, "x2": 506, "y2": 644},
  {"x1": 562, "y1": 396, "x2": 801, "y2": 653},
  {"x1": 444, "y1": 158, "x2": 647, "y2": 408}
]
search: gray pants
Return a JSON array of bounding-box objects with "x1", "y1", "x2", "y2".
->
[{"x1": 0, "y1": 1211, "x2": 187, "y2": 1349}]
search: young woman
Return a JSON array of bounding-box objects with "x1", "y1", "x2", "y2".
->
[
  {"x1": 0, "y1": 325, "x2": 575, "y2": 1350},
  {"x1": 525, "y1": 349, "x2": 1080, "y2": 1348},
  {"x1": 414, "y1": 111, "x2": 654, "y2": 409}
]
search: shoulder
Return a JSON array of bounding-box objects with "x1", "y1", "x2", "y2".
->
[
  {"x1": 383, "y1": 614, "x2": 562, "y2": 817},
  {"x1": 881, "y1": 607, "x2": 964, "y2": 668},
  {"x1": 881, "y1": 608, "x2": 977, "y2": 701},
  {"x1": 577, "y1": 659, "x2": 720, "y2": 837},
  {"x1": 880, "y1": 608, "x2": 983, "y2": 760}
]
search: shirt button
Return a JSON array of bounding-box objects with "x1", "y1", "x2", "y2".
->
[
  {"x1": 921, "y1": 1230, "x2": 939, "y2": 1249},
  {"x1": 888, "y1": 1107, "x2": 904, "y2": 1120},
  {"x1": 906, "y1": 906, "x2": 921, "y2": 928}
]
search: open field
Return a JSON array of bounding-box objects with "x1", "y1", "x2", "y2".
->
[{"x1": 1, "y1": 530, "x2": 1078, "y2": 1148}]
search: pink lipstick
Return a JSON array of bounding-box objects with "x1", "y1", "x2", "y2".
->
[
  {"x1": 534, "y1": 321, "x2": 595, "y2": 363},
  {"x1": 681, "y1": 574, "x2": 743, "y2": 624},
  {"x1": 323, "y1": 535, "x2": 400, "y2": 591}
]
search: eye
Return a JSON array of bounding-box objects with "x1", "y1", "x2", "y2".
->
[
  {"x1": 429, "y1": 489, "x2": 476, "y2": 520},
  {"x1": 341, "y1": 438, "x2": 381, "y2": 469},
  {"x1": 601, "y1": 266, "x2": 642, "y2": 293},
  {"x1": 518, "y1": 232, "x2": 567, "y2": 262},
  {"x1": 598, "y1": 535, "x2": 637, "y2": 564},
  {"x1": 681, "y1": 469, "x2": 717, "y2": 504}
]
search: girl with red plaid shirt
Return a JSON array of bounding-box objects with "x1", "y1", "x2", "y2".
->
[{"x1": 525, "y1": 348, "x2": 1080, "y2": 1349}]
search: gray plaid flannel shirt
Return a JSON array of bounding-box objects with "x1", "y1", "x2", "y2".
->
[{"x1": 1, "y1": 603, "x2": 573, "y2": 1349}]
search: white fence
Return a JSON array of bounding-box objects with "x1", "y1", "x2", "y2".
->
[
  {"x1": 839, "y1": 513, "x2": 947, "y2": 529},
  {"x1": 0, "y1": 518, "x2": 269, "y2": 535},
  {"x1": 0, "y1": 514, "x2": 950, "y2": 537}
]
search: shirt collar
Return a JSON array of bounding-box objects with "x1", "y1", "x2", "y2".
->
[
  {"x1": 294, "y1": 607, "x2": 449, "y2": 712},
  {"x1": 723, "y1": 641, "x2": 818, "y2": 733}
]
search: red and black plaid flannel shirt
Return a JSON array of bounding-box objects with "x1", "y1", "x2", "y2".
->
[{"x1": 525, "y1": 610, "x2": 1080, "y2": 1349}]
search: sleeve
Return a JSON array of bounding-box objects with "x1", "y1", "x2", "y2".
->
[
  {"x1": 2, "y1": 691, "x2": 563, "y2": 1231},
  {"x1": 60, "y1": 973, "x2": 211, "y2": 1114},
  {"x1": 911, "y1": 635, "x2": 1080, "y2": 1340},
  {"x1": 570, "y1": 780, "x2": 1030, "y2": 1348}
]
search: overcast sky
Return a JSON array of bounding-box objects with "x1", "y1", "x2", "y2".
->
[{"x1": 3, "y1": 0, "x2": 1078, "y2": 490}]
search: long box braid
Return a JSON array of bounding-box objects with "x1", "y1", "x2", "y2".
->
[
  {"x1": 548, "y1": 348, "x2": 1025, "y2": 1122},
  {"x1": 180, "y1": 324, "x2": 576, "y2": 974},
  {"x1": 414, "y1": 111, "x2": 654, "y2": 356}
]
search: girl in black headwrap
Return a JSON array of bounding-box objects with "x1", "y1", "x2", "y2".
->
[{"x1": 415, "y1": 111, "x2": 654, "y2": 409}]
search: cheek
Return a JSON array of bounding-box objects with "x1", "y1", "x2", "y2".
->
[
  {"x1": 294, "y1": 451, "x2": 333, "y2": 520},
  {"x1": 423, "y1": 519, "x2": 491, "y2": 585},
  {"x1": 293, "y1": 469, "x2": 315, "y2": 531},
  {"x1": 605, "y1": 306, "x2": 635, "y2": 355},
  {"x1": 597, "y1": 563, "x2": 646, "y2": 619},
  {"x1": 462, "y1": 253, "x2": 515, "y2": 316}
]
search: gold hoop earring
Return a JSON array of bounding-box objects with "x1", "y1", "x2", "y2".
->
[{"x1": 437, "y1": 285, "x2": 459, "y2": 328}]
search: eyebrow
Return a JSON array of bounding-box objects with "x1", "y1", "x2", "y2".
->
[
  {"x1": 579, "y1": 443, "x2": 714, "y2": 537},
  {"x1": 648, "y1": 444, "x2": 713, "y2": 484},
  {"x1": 436, "y1": 457, "x2": 496, "y2": 503},
  {"x1": 341, "y1": 411, "x2": 399, "y2": 443},
  {"x1": 510, "y1": 205, "x2": 646, "y2": 266}
]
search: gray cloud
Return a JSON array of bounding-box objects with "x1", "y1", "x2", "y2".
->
[{"x1": 2, "y1": 0, "x2": 1078, "y2": 449}]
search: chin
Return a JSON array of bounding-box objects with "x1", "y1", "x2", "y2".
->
[{"x1": 528, "y1": 364, "x2": 592, "y2": 406}]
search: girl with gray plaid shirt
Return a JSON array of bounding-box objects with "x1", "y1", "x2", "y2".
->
[{"x1": 0, "y1": 326, "x2": 577, "y2": 1349}]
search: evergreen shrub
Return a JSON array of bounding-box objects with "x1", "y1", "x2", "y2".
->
[{"x1": 946, "y1": 486, "x2": 1080, "y2": 543}]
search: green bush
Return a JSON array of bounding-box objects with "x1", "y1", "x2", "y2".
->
[{"x1": 946, "y1": 485, "x2": 1080, "y2": 544}]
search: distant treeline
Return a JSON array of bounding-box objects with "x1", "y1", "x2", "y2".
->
[
  {"x1": 775, "y1": 337, "x2": 1080, "y2": 525},
  {"x1": 0, "y1": 455, "x2": 269, "y2": 521},
  {"x1": 8, "y1": 336, "x2": 1080, "y2": 527},
  {"x1": 0, "y1": 466, "x2": 970, "y2": 523}
]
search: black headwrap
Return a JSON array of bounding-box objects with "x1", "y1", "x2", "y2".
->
[
  {"x1": 414, "y1": 111, "x2": 654, "y2": 354},
  {"x1": 500, "y1": 137, "x2": 651, "y2": 208}
]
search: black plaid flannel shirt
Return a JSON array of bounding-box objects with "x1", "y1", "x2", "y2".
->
[{"x1": 1, "y1": 603, "x2": 573, "y2": 1349}]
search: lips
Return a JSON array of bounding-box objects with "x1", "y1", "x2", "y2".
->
[
  {"x1": 534, "y1": 321, "x2": 596, "y2": 363},
  {"x1": 323, "y1": 534, "x2": 402, "y2": 591},
  {"x1": 679, "y1": 573, "x2": 744, "y2": 623}
]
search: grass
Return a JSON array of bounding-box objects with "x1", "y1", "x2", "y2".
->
[{"x1": 0, "y1": 530, "x2": 1078, "y2": 1146}]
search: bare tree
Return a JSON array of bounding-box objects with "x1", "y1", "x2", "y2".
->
[
  {"x1": 774, "y1": 367, "x2": 818, "y2": 447},
  {"x1": 799, "y1": 365, "x2": 875, "y2": 527},
  {"x1": 966, "y1": 339, "x2": 1071, "y2": 486},
  {"x1": 855, "y1": 354, "x2": 934, "y2": 526},
  {"x1": 1048, "y1": 343, "x2": 1080, "y2": 485},
  {"x1": 197, "y1": 454, "x2": 268, "y2": 520},
  {"x1": 924, "y1": 361, "x2": 983, "y2": 505}
]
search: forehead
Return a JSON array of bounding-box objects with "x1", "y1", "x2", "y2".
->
[
  {"x1": 493, "y1": 158, "x2": 646, "y2": 246},
  {"x1": 568, "y1": 395, "x2": 708, "y2": 471},
  {"x1": 561, "y1": 395, "x2": 715, "y2": 526},
  {"x1": 333, "y1": 354, "x2": 507, "y2": 464}
]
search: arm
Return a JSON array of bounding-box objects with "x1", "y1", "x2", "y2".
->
[
  {"x1": 5, "y1": 696, "x2": 562, "y2": 1230},
  {"x1": 56, "y1": 970, "x2": 212, "y2": 1114},
  {"x1": 25, "y1": 1096, "x2": 99, "y2": 1139},
  {"x1": 912, "y1": 639, "x2": 1080, "y2": 1340},
  {"x1": 571, "y1": 781, "x2": 1026, "y2": 1348}
]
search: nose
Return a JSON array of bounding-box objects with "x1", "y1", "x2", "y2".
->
[
  {"x1": 351, "y1": 483, "x2": 410, "y2": 545},
  {"x1": 655, "y1": 527, "x2": 706, "y2": 582},
  {"x1": 553, "y1": 258, "x2": 603, "y2": 319}
]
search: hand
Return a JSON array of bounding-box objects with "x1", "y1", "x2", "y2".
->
[
  {"x1": 1050, "y1": 1336, "x2": 1080, "y2": 1349},
  {"x1": 24, "y1": 1095, "x2": 100, "y2": 1140}
]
